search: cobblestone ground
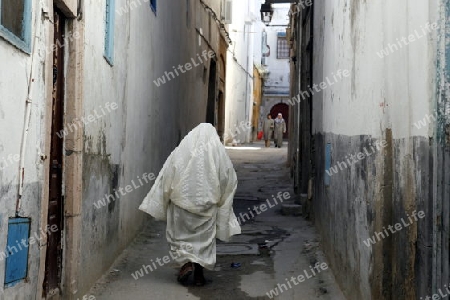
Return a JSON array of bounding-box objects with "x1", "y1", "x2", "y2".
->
[{"x1": 88, "y1": 141, "x2": 346, "y2": 300}]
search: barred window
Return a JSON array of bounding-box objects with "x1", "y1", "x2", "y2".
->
[{"x1": 277, "y1": 37, "x2": 289, "y2": 59}]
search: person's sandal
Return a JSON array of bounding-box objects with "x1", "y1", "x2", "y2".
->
[
  {"x1": 177, "y1": 262, "x2": 193, "y2": 283},
  {"x1": 194, "y1": 275, "x2": 206, "y2": 286},
  {"x1": 194, "y1": 263, "x2": 206, "y2": 286}
]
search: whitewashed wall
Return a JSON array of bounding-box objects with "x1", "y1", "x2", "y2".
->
[
  {"x1": 0, "y1": 0, "x2": 50, "y2": 297},
  {"x1": 224, "y1": 0, "x2": 261, "y2": 144}
]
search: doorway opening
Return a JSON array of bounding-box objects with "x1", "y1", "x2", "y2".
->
[
  {"x1": 270, "y1": 103, "x2": 289, "y2": 139},
  {"x1": 206, "y1": 59, "x2": 217, "y2": 125},
  {"x1": 43, "y1": 7, "x2": 65, "y2": 297},
  {"x1": 217, "y1": 91, "x2": 225, "y2": 140}
]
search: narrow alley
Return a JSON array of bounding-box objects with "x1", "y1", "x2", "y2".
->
[
  {"x1": 0, "y1": 0, "x2": 449, "y2": 300},
  {"x1": 88, "y1": 142, "x2": 345, "y2": 300}
]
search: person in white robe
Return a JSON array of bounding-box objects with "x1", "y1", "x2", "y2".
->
[
  {"x1": 139, "y1": 123, "x2": 241, "y2": 286},
  {"x1": 274, "y1": 113, "x2": 286, "y2": 148}
]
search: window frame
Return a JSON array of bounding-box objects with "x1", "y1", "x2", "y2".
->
[
  {"x1": 276, "y1": 36, "x2": 289, "y2": 59},
  {"x1": 0, "y1": 0, "x2": 32, "y2": 53},
  {"x1": 104, "y1": 0, "x2": 115, "y2": 65}
]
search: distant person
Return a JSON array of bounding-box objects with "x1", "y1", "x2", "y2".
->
[
  {"x1": 139, "y1": 123, "x2": 241, "y2": 286},
  {"x1": 263, "y1": 114, "x2": 274, "y2": 147},
  {"x1": 274, "y1": 113, "x2": 286, "y2": 148}
]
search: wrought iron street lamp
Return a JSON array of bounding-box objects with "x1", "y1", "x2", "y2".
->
[{"x1": 260, "y1": 1, "x2": 274, "y2": 25}]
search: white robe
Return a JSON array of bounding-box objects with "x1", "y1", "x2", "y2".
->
[{"x1": 139, "y1": 123, "x2": 241, "y2": 270}]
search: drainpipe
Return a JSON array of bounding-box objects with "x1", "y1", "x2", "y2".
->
[
  {"x1": 16, "y1": 35, "x2": 38, "y2": 216},
  {"x1": 245, "y1": 29, "x2": 250, "y2": 142},
  {"x1": 244, "y1": 0, "x2": 252, "y2": 143}
]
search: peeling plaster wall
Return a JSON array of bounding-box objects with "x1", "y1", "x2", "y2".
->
[
  {"x1": 0, "y1": 0, "x2": 50, "y2": 298},
  {"x1": 75, "y1": 0, "x2": 225, "y2": 298},
  {"x1": 309, "y1": 0, "x2": 443, "y2": 299},
  {"x1": 0, "y1": 0, "x2": 225, "y2": 299}
]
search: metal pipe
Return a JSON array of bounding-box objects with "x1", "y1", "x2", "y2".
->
[{"x1": 16, "y1": 34, "x2": 38, "y2": 216}]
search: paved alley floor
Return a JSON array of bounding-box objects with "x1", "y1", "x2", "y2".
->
[{"x1": 88, "y1": 141, "x2": 346, "y2": 300}]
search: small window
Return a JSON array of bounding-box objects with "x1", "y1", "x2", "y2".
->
[
  {"x1": 150, "y1": 0, "x2": 156, "y2": 13},
  {"x1": 0, "y1": 0, "x2": 32, "y2": 52},
  {"x1": 223, "y1": 0, "x2": 232, "y2": 24},
  {"x1": 277, "y1": 37, "x2": 289, "y2": 59},
  {"x1": 104, "y1": 0, "x2": 115, "y2": 65}
]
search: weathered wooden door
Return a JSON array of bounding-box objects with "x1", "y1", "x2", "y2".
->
[{"x1": 43, "y1": 7, "x2": 65, "y2": 297}]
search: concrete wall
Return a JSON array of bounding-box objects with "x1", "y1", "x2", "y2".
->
[
  {"x1": 0, "y1": 0, "x2": 226, "y2": 299},
  {"x1": 0, "y1": 0, "x2": 52, "y2": 297},
  {"x1": 252, "y1": 66, "x2": 263, "y2": 139},
  {"x1": 75, "y1": 0, "x2": 225, "y2": 298},
  {"x1": 286, "y1": 3, "x2": 300, "y2": 179},
  {"x1": 289, "y1": 0, "x2": 448, "y2": 299}
]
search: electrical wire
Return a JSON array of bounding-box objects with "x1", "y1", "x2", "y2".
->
[{"x1": 199, "y1": 0, "x2": 232, "y2": 44}]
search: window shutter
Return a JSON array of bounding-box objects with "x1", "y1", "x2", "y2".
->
[{"x1": 4, "y1": 218, "x2": 31, "y2": 287}]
